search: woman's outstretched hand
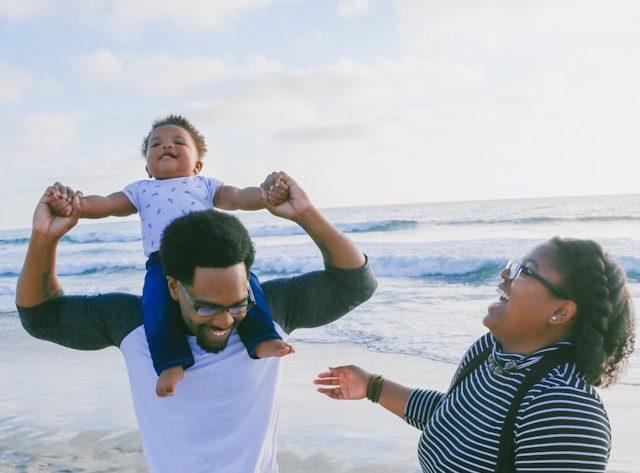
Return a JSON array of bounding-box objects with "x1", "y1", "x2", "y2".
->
[{"x1": 313, "y1": 365, "x2": 372, "y2": 400}]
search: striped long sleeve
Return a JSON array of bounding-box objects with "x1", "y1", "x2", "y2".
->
[{"x1": 403, "y1": 334, "x2": 611, "y2": 473}]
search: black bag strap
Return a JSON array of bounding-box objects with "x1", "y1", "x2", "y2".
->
[
  {"x1": 495, "y1": 346, "x2": 574, "y2": 473},
  {"x1": 447, "y1": 344, "x2": 574, "y2": 473}
]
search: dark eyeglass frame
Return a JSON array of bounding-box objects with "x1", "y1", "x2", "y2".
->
[
  {"x1": 177, "y1": 280, "x2": 256, "y2": 317},
  {"x1": 504, "y1": 260, "x2": 570, "y2": 300}
]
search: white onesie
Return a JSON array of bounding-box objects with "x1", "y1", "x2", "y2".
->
[{"x1": 123, "y1": 175, "x2": 223, "y2": 256}]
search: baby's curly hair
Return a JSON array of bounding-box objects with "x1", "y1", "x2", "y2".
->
[
  {"x1": 550, "y1": 237, "x2": 635, "y2": 387},
  {"x1": 141, "y1": 114, "x2": 207, "y2": 159}
]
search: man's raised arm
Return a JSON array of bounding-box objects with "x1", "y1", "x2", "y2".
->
[
  {"x1": 16, "y1": 184, "x2": 82, "y2": 307},
  {"x1": 16, "y1": 184, "x2": 141, "y2": 349},
  {"x1": 261, "y1": 173, "x2": 377, "y2": 333}
]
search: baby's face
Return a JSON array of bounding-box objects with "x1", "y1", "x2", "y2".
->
[{"x1": 145, "y1": 125, "x2": 202, "y2": 179}]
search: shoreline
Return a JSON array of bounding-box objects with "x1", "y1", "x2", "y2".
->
[{"x1": 2, "y1": 321, "x2": 638, "y2": 472}]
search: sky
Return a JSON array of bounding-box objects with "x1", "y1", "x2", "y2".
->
[{"x1": 1, "y1": 0, "x2": 639, "y2": 231}]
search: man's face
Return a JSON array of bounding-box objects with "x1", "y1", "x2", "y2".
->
[{"x1": 168, "y1": 263, "x2": 249, "y2": 353}]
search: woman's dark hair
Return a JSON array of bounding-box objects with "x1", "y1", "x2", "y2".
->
[
  {"x1": 551, "y1": 237, "x2": 635, "y2": 387},
  {"x1": 141, "y1": 114, "x2": 207, "y2": 159},
  {"x1": 160, "y1": 210, "x2": 255, "y2": 285}
]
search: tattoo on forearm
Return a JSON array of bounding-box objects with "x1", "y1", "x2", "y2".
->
[{"x1": 41, "y1": 271, "x2": 63, "y2": 299}]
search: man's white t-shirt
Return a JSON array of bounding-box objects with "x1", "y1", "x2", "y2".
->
[{"x1": 121, "y1": 324, "x2": 284, "y2": 473}]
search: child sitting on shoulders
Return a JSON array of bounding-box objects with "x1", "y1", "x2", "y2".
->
[{"x1": 50, "y1": 114, "x2": 293, "y2": 397}]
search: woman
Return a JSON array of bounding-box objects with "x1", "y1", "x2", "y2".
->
[{"x1": 314, "y1": 238, "x2": 635, "y2": 472}]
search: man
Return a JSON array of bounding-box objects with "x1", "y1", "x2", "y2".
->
[{"x1": 16, "y1": 173, "x2": 377, "y2": 472}]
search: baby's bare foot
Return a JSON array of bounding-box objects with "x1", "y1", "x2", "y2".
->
[
  {"x1": 156, "y1": 366, "x2": 184, "y2": 398},
  {"x1": 255, "y1": 339, "x2": 295, "y2": 359}
]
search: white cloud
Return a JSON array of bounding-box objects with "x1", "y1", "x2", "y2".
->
[
  {"x1": 392, "y1": 0, "x2": 640, "y2": 56},
  {"x1": 56, "y1": 150, "x2": 147, "y2": 194},
  {"x1": 2, "y1": 112, "x2": 82, "y2": 222},
  {"x1": 244, "y1": 55, "x2": 282, "y2": 75},
  {"x1": 72, "y1": 50, "x2": 484, "y2": 121},
  {"x1": 0, "y1": 63, "x2": 35, "y2": 104},
  {"x1": 16, "y1": 112, "x2": 78, "y2": 158},
  {"x1": 97, "y1": 0, "x2": 273, "y2": 36},
  {"x1": 0, "y1": 64, "x2": 62, "y2": 105},
  {"x1": 0, "y1": 0, "x2": 272, "y2": 35},
  {"x1": 73, "y1": 51, "x2": 284, "y2": 98},
  {"x1": 75, "y1": 49, "x2": 124, "y2": 79},
  {"x1": 488, "y1": 48, "x2": 640, "y2": 135},
  {"x1": 73, "y1": 50, "x2": 233, "y2": 97},
  {"x1": 0, "y1": 0, "x2": 53, "y2": 21},
  {"x1": 337, "y1": 0, "x2": 372, "y2": 19},
  {"x1": 284, "y1": 57, "x2": 484, "y2": 105},
  {"x1": 273, "y1": 123, "x2": 372, "y2": 143},
  {"x1": 168, "y1": 56, "x2": 484, "y2": 149},
  {"x1": 185, "y1": 93, "x2": 316, "y2": 132}
]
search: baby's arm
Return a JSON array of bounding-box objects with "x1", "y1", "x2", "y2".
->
[
  {"x1": 49, "y1": 185, "x2": 136, "y2": 219},
  {"x1": 214, "y1": 172, "x2": 290, "y2": 210},
  {"x1": 79, "y1": 192, "x2": 137, "y2": 218},
  {"x1": 214, "y1": 185, "x2": 266, "y2": 211}
]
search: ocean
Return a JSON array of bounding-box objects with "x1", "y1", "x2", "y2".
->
[{"x1": 1, "y1": 193, "x2": 639, "y2": 384}]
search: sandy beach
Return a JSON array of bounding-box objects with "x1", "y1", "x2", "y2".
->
[{"x1": 1, "y1": 316, "x2": 638, "y2": 473}]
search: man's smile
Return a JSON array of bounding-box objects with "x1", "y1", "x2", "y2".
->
[{"x1": 201, "y1": 326, "x2": 231, "y2": 337}]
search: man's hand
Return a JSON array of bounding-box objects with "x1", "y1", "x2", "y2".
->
[
  {"x1": 261, "y1": 172, "x2": 313, "y2": 222},
  {"x1": 35, "y1": 183, "x2": 82, "y2": 239}
]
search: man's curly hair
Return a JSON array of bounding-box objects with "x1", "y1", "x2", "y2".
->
[
  {"x1": 550, "y1": 237, "x2": 635, "y2": 387},
  {"x1": 160, "y1": 210, "x2": 255, "y2": 285},
  {"x1": 141, "y1": 114, "x2": 207, "y2": 159}
]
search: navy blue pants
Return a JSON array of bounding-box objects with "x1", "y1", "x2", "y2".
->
[{"x1": 142, "y1": 253, "x2": 282, "y2": 375}]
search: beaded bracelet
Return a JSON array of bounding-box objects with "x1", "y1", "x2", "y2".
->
[{"x1": 366, "y1": 374, "x2": 384, "y2": 403}]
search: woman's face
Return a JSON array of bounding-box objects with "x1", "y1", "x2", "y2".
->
[{"x1": 484, "y1": 242, "x2": 569, "y2": 354}]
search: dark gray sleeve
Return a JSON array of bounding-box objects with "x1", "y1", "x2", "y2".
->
[
  {"x1": 262, "y1": 257, "x2": 377, "y2": 334},
  {"x1": 17, "y1": 293, "x2": 143, "y2": 349}
]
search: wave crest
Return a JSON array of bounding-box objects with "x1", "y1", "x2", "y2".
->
[
  {"x1": 249, "y1": 219, "x2": 418, "y2": 237},
  {"x1": 3, "y1": 254, "x2": 639, "y2": 281},
  {"x1": 62, "y1": 233, "x2": 140, "y2": 244},
  {"x1": 437, "y1": 215, "x2": 640, "y2": 226}
]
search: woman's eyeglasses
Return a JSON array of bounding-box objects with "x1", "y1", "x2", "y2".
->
[
  {"x1": 503, "y1": 260, "x2": 570, "y2": 300},
  {"x1": 177, "y1": 281, "x2": 256, "y2": 317}
]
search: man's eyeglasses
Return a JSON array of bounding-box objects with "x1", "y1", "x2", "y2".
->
[
  {"x1": 503, "y1": 260, "x2": 570, "y2": 300},
  {"x1": 177, "y1": 280, "x2": 256, "y2": 317}
]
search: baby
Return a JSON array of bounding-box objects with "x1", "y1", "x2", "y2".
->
[{"x1": 50, "y1": 114, "x2": 293, "y2": 397}]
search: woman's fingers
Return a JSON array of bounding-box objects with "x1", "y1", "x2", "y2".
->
[
  {"x1": 313, "y1": 376, "x2": 339, "y2": 386},
  {"x1": 316, "y1": 387, "x2": 345, "y2": 399},
  {"x1": 314, "y1": 366, "x2": 348, "y2": 384}
]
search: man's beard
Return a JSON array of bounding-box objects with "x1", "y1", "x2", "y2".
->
[
  {"x1": 196, "y1": 331, "x2": 229, "y2": 353},
  {"x1": 195, "y1": 319, "x2": 241, "y2": 353}
]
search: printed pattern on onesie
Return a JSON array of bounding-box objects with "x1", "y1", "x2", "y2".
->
[{"x1": 123, "y1": 175, "x2": 223, "y2": 256}]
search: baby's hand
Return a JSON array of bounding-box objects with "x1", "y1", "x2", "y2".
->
[
  {"x1": 48, "y1": 190, "x2": 74, "y2": 217},
  {"x1": 268, "y1": 178, "x2": 289, "y2": 206},
  {"x1": 261, "y1": 172, "x2": 289, "y2": 206}
]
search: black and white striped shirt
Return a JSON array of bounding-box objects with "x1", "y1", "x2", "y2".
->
[{"x1": 404, "y1": 333, "x2": 610, "y2": 472}]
